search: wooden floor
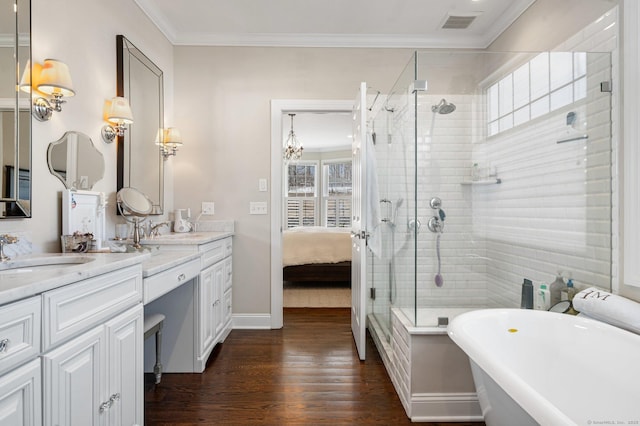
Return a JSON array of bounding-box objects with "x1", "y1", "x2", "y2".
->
[{"x1": 144, "y1": 308, "x2": 485, "y2": 425}]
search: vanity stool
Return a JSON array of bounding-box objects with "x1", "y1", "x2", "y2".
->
[{"x1": 143, "y1": 313, "x2": 165, "y2": 384}]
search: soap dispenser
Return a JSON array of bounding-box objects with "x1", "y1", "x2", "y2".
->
[
  {"x1": 550, "y1": 273, "x2": 565, "y2": 306},
  {"x1": 561, "y1": 278, "x2": 577, "y2": 302}
]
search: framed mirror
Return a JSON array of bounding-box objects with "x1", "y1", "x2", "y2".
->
[
  {"x1": 47, "y1": 131, "x2": 105, "y2": 190},
  {"x1": 116, "y1": 34, "x2": 164, "y2": 215},
  {"x1": 0, "y1": 0, "x2": 31, "y2": 218}
]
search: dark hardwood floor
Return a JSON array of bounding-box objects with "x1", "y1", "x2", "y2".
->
[{"x1": 144, "y1": 308, "x2": 485, "y2": 425}]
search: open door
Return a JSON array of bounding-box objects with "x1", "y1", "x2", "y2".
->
[{"x1": 351, "y1": 82, "x2": 368, "y2": 360}]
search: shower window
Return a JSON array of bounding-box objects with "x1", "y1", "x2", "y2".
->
[{"x1": 487, "y1": 52, "x2": 587, "y2": 137}]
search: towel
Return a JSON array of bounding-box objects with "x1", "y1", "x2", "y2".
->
[
  {"x1": 365, "y1": 131, "x2": 383, "y2": 258},
  {"x1": 572, "y1": 287, "x2": 640, "y2": 335}
]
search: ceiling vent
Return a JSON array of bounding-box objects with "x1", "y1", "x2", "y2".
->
[{"x1": 441, "y1": 14, "x2": 478, "y2": 29}]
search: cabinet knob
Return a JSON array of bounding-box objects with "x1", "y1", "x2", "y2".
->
[
  {"x1": 177, "y1": 273, "x2": 186, "y2": 281},
  {"x1": 0, "y1": 338, "x2": 9, "y2": 353}
]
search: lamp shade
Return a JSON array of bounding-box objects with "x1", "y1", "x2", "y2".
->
[
  {"x1": 163, "y1": 127, "x2": 183, "y2": 146},
  {"x1": 36, "y1": 59, "x2": 75, "y2": 97},
  {"x1": 106, "y1": 97, "x2": 134, "y2": 124},
  {"x1": 18, "y1": 60, "x2": 42, "y2": 94}
]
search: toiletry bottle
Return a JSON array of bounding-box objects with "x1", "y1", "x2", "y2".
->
[
  {"x1": 520, "y1": 278, "x2": 534, "y2": 309},
  {"x1": 471, "y1": 163, "x2": 480, "y2": 181},
  {"x1": 549, "y1": 273, "x2": 565, "y2": 306},
  {"x1": 535, "y1": 284, "x2": 550, "y2": 310},
  {"x1": 561, "y1": 279, "x2": 577, "y2": 302}
]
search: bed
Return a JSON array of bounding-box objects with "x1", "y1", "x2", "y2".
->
[{"x1": 282, "y1": 226, "x2": 352, "y2": 283}]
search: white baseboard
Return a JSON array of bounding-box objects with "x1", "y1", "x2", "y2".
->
[
  {"x1": 232, "y1": 313, "x2": 272, "y2": 329},
  {"x1": 410, "y1": 392, "x2": 483, "y2": 422}
]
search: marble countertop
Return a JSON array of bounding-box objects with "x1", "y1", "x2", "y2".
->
[
  {"x1": 140, "y1": 231, "x2": 233, "y2": 276},
  {"x1": 0, "y1": 232, "x2": 234, "y2": 306},
  {"x1": 0, "y1": 252, "x2": 150, "y2": 306},
  {"x1": 139, "y1": 231, "x2": 233, "y2": 246}
]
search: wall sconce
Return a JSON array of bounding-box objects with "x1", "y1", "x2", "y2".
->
[
  {"x1": 101, "y1": 97, "x2": 134, "y2": 143},
  {"x1": 20, "y1": 59, "x2": 75, "y2": 122},
  {"x1": 156, "y1": 127, "x2": 183, "y2": 160}
]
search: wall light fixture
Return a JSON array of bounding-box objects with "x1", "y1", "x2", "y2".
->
[
  {"x1": 101, "y1": 97, "x2": 134, "y2": 143},
  {"x1": 156, "y1": 127, "x2": 183, "y2": 160},
  {"x1": 20, "y1": 59, "x2": 75, "y2": 121}
]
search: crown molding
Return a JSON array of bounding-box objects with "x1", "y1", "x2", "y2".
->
[
  {"x1": 135, "y1": 0, "x2": 536, "y2": 49},
  {"x1": 133, "y1": 0, "x2": 177, "y2": 43}
]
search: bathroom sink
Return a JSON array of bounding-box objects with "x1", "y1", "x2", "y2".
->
[{"x1": 0, "y1": 255, "x2": 95, "y2": 274}]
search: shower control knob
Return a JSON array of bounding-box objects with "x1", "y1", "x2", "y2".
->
[
  {"x1": 428, "y1": 216, "x2": 443, "y2": 233},
  {"x1": 429, "y1": 197, "x2": 442, "y2": 209}
]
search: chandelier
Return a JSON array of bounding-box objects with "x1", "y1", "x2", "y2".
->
[{"x1": 283, "y1": 113, "x2": 303, "y2": 161}]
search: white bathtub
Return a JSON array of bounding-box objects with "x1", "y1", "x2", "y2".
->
[{"x1": 448, "y1": 309, "x2": 640, "y2": 425}]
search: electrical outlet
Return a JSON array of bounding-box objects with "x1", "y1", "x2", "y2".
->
[
  {"x1": 259, "y1": 178, "x2": 268, "y2": 192},
  {"x1": 201, "y1": 201, "x2": 215, "y2": 215}
]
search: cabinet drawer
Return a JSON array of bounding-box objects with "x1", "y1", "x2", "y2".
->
[
  {"x1": 224, "y1": 257, "x2": 232, "y2": 291},
  {"x1": 0, "y1": 296, "x2": 40, "y2": 376},
  {"x1": 144, "y1": 258, "x2": 200, "y2": 304},
  {"x1": 43, "y1": 265, "x2": 142, "y2": 350},
  {"x1": 200, "y1": 240, "x2": 224, "y2": 269}
]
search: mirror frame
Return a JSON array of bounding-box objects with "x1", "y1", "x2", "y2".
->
[
  {"x1": 0, "y1": 0, "x2": 31, "y2": 218},
  {"x1": 116, "y1": 34, "x2": 164, "y2": 215}
]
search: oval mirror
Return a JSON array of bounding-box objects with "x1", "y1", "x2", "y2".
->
[
  {"x1": 117, "y1": 187, "x2": 153, "y2": 216},
  {"x1": 47, "y1": 131, "x2": 105, "y2": 190}
]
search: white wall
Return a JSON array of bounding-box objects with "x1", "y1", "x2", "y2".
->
[
  {"x1": 172, "y1": 47, "x2": 414, "y2": 316},
  {"x1": 0, "y1": 0, "x2": 174, "y2": 252}
]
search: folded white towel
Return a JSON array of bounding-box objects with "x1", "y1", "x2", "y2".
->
[{"x1": 572, "y1": 287, "x2": 640, "y2": 335}]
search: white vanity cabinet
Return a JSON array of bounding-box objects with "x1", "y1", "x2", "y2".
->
[
  {"x1": 41, "y1": 265, "x2": 143, "y2": 426},
  {"x1": 42, "y1": 305, "x2": 143, "y2": 426},
  {"x1": 0, "y1": 255, "x2": 145, "y2": 426},
  {"x1": 196, "y1": 237, "x2": 233, "y2": 372}
]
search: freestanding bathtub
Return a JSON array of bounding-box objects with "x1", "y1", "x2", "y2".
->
[{"x1": 448, "y1": 309, "x2": 640, "y2": 425}]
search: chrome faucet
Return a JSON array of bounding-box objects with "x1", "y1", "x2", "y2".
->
[
  {"x1": 148, "y1": 221, "x2": 169, "y2": 238},
  {"x1": 0, "y1": 234, "x2": 18, "y2": 262}
]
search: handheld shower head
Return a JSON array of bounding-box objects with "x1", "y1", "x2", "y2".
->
[{"x1": 431, "y1": 98, "x2": 456, "y2": 114}]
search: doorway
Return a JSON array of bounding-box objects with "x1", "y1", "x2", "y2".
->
[{"x1": 270, "y1": 100, "x2": 354, "y2": 329}]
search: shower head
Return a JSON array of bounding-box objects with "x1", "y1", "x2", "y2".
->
[{"x1": 431, "y1": 98, "x2": 456, "y2": 114}]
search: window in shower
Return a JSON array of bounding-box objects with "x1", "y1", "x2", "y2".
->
[
  {"x1": 323, "y1": 160, "x2": 352, "y2": 228},
  {"x1": 487, "y1": 52, "x2": 587, "y2": 137}
]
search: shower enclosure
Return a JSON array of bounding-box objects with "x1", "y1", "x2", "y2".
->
[{"x1": 368, "y1": 50, "x2": 613, "y2": 338}]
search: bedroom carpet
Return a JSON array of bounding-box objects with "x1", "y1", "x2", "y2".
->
[{"x1": 283, "y1": 281, "x2": 351, "y2": 307}]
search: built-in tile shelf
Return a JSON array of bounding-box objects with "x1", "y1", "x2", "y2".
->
[{"x1": 460, "y1": 178, "x2": 502, "y2": 185}]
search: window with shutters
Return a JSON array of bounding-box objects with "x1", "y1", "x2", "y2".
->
[
  {"x1": 284, "y1": 159, "x2": 352, "y2": 228},
  {"x1": 285, "y1": 162, "x2": 318, "y2": 228},
  {"x1": 323, "y1": 161, "x2": 352, "y2": 227}
]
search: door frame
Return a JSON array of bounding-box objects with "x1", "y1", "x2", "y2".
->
[{"x1": 270, "y1": 99, "x2": 355, "y2": 329}]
